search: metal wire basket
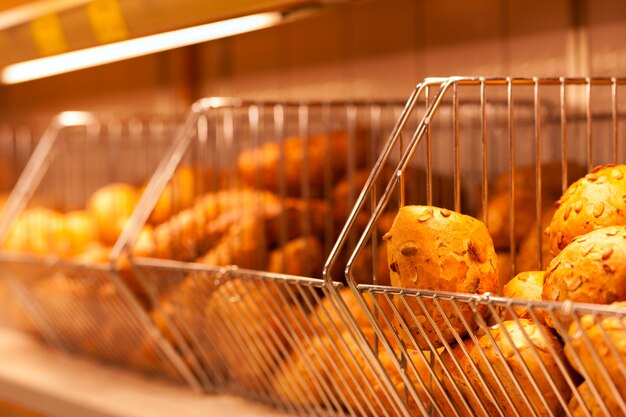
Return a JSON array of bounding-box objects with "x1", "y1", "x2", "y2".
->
[
  {"x1": 326, "y1": 77, "x2": 626, "y2": 417},
  {"x1": 0, "y1": 112, "x2": 201, "y2": 389},
  {"x1": 120, "y1": 98, "x2": 448, "y2": 405}
]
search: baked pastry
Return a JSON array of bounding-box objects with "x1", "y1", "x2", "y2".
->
[
  {"x1": 265, "y1": 198, "x2": 330, "y2": 244},
  {"x1": 542, "y1": 226, "x2": 626, "y2": 326},
  {"x1": 87, "y1": 183, "x2": 139, "y2": 245},
  {"x1": 547, "y1": 164, "x2": 626, "y2": 257},
  {"x1": 384, "y1": 205, "x2": 498, "y2": 349},
  {"x1": 149, "y1": 166, "x2": 197, "y2": 225},
  {"x1": 3, "y1": 208, "x2": 65, "y2": 255},
  {"x1": 501, "y1": 271, "x2": 545, "y2": 321},
  {"x1": 267, "y1": 236, "x2": 324, "y2": 278},
  {"x1": 482, "y1": 187, "x2": 540, "y2": 249},
  {"x1": 237, "y1": 131, "x2": 367, "y2": 197},
  {"x1": 496, "y1": 250, "x2": 512, "y2": 292},
  {"x1": 437, "y1": 319, "x2": 572, "y2": 416},
  {"x1": 205, "y1": 278, "x2": 309, "y2": 392},
  {"x1": 568, "y1": 382, "x2": 609, "y2": 417},
  {"x1": 491, "y1": 161, "x2": 585, "y2": 197},
  {"x1": 516, "y1": 205, "x2": 557, "y2": 273},
  {"x1": 565, "y1": 302, "x2": 626, "y2": 416}
]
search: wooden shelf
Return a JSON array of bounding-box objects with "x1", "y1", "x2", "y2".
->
[{"x1": 0, "y1": 328, "x2": 290, "y2": 417}]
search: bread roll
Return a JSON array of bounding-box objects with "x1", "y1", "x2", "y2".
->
[
  {"x1": 482, "y1": 187, "x2": 539, "y2": 249},
  {"x1": 491, "y1": 161, "x2": 585, "y2": 197},
  {"x1": 87, "y1": 183, "x2": 139, "y2": 245},
  {"x1": 517, "y1": 205, "x2": 557, "y2": 273},
  {"x1": 497, "y1": 251, "x2": 513, "y2": 293},
  {"x1": 384, "y1": 205, "x2": 498, "y2": 349},
  {"x1": 3, "y1": 208, "x2": 65, "y2": 255},
  {"x1": 206, "y1": 278, "x2": 309, "y2": 391},
  {"x1": 501, "y1": 271, "x2": 544, "y2": 321},
  {"x1": 542, "y1": 226, "x2": 626, "y2": 325},
  {"x1": 267, "y1": 236, "x2": 324, "y2": 278},
  {"x1": 237, "y1": 131, "x2": 367, "y2": 197},
  {"x1": 437, "y1": 319, "x2": 572, "y2": 416},
  {"x1": 568, "y1": 382, "x2": 610, "y2": 417},
  {"x1": 149, "y1": 166, "x2": 197, "y2": 225},
  {"x1": 547, "y1": 164, "x2": 626, "y2": 257},
  {"x1": 565, "y1": 302, "x2": 626, "y2": 416}
]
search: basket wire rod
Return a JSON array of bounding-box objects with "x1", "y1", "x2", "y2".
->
[
  {"x1": 132, "y1": 263, "x2": 213, "y2": 386},
  {"x1": 2, "y1": 271, "x2": 67, "y2": 351},
  {"x1": 586, "y1": 78, "x2": 594, "y2": 171},
  {"x1": 470, "y1": 303, "x2": 533, "y2": 417},
  {"x1": 486, "y1": 303, "x2": 561, "y2": 416},
  {"x1": 560, "y1": 78, "x2": 569, "y2": 195},
  {"x1": 109, "y1": 268, "x2": 203, "y2": 391},
  {"x1": 111, "y1": 108, "x2": 200, "y2": 261},
  {"x1": 208, "y1": 278, "x2": 304, "y2": 414},
  {"x1": 508, "y1": 78, "x2": 518, "y2": 276},
  {"x1": 453, "y1": 79, "x2": 461, "y2": 212},
  {"x1": 612, "y1": 77, "x2": 620, "y2": 164},
  {"x1": 369, "y1": 104, "x2": 381, "y2": 357},
  {"x1": 576, "y1": 312, "x2": 626, "y2": 415},
  {"x1": 298, "y1": 105, "x2": 312, "y2": 276},
  {"x1": 544, "y1": 308, "x2": 612, "y2": 416},
  {"x1": 426, "y1": 85, "x2": 432, "y2": 206},
  {"x1": 373, "y1": 292, "x2": 458, "y2": 417},
  {"x1": 231, "y1": 278, "x2": 323, "y2": 416},
  {"x1": 322, "y1": 103, "x2": 335, "y2": 257},
  {"x1": 534, "y1": 78, "x2": 544, "y2": 270},
  {"x1": 256, "y1": 279, "x2": 342, "y2": 416},
  {"x1": 480, "y1": 78, "x2": 489, "y2": 225},
  {"x1": 433, "y1": 296, "x2": 509, "y2": 417},
  {"x1": 347, "y1": 104, "x2": 359, "y2": 260},
  {"x1": 323, "y1": 82, "x2": 426, "y2": 284},
  {"x1": 274, "y1": 104, "x2": 289, "y2": 253},
  {"x1": 0, "y1": 118, "x2": 67, "y2": 243}
]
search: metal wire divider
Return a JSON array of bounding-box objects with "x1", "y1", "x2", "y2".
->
[
  {"x1": 0, "y1": 111, "x2": 202, "y2": 390},
  {"x1": 325, "y1": 77, "x2": 626, "y2": 417},
  {"x1": 119, "y1": 98, "x2": 440, "y2": 411}
]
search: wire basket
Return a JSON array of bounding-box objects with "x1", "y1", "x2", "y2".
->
[
  {"x1": 0, "y1": 112, "x2": 201, "y2": 389},
  {"x1": 326, "y1": 77, "x2": 626, "y2": 417}
]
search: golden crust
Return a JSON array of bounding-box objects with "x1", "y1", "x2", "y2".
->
[
  {"x1": 385, "y1": 205, "x2": 498, "y2": 349},
  {"x1": 517, "y1": 205, "x2": 557, "y2": 273},
  {"x1": 568, "y1": 382, "x2": 613, "y2": 417},
  {"x1": 502, "y1": 271, "x2": 545, "y2": 321},
  {"x1": 267, "y1": 236, "x2": 324, "y2": 278},
  {"x1": 566, "y1": 302, "x2": 626, "y2": 416},
  {"x1": 437, "y1": 319, "x2": 572, "y2": 416},
  {"x1": 547, "y1": 164, "x2": 626, "y2": 257},
  {"x1": 542, "y1": 226, "x2": 626, "y2": 318}
]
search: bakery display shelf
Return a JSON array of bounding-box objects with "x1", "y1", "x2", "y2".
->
[{"x1": 0, "y1": 327, "x2": 293, "y2": 417}]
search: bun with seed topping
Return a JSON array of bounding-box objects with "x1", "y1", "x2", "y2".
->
[
  {"x1": 384, "y1": 205, "x2": 498, "y2": 349},
  {"x1": 546, "y1": 164, "x2": 626, "y2": 258}
]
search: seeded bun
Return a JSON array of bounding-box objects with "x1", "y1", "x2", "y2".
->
[
  {"x1": 546, "y1": 164, "x2": 626, "y2": 257},
  {"x1": 502, "y1": 271, "x2": 545, "y2": 321},
  {"x1": 384, "y1": 205, "x2": 498, "y2": 349}
]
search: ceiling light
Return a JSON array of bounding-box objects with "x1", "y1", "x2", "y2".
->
[{"x1": 1, "y1": 11, "x2": 282, "y2": 85}]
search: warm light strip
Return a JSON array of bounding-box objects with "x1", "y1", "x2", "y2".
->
[
  {"x1": 1, "y1": 11, "x2": 282, "y2": 84},
  {"x1": 0, "y1": 0, "x2": 89, "y2": 30}
]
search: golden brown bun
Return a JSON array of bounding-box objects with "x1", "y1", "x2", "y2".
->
[
  {"x1": 265, "y1": 198, "x2": 330, "y2": 244},
  {"x1": 267, "y1": 236, "x2": 324, "y2": 278},
  {"x1": 568, "y1": 382, "x2": 612, "y2": 417},
  {"x1": 437, "y1": 319, "x2": 572, "y2": 416},
  {"x1": 149, "y1": 166, "x2": 197, "y2": 225},
  {"x1": 3, "y1": 208, "x2": 65, "y2": 255},
  {"x1": 547, "y1": 164, "x2": 626, "y2": 257},
  {"x1": 542, "y1": 226, "x2": 626, "y2": 323},
  {"x1": 87, "y1": 183, "x2": 139, "y2": 246},
  {"x1": 385, "y1": 205, "x2": 498, "y2": 349},
  {"x1": 272, "y1": 328, "x2": 439, "y2": 416},
  {"x1": 483, "y1": 162, "x2": 585, "y2": 250},
  {"x1": 496, "y1": 251, "x2": 512, "y2": 293},
  {"x1": 196, "y1": 216, "x2": 268, "y2": 270},
  {"x1": 206, "y1": 278, "x2": 309, "y2": 391},
  {"x1": 517, "y1": 205, "x2": 557, "y2": 272},
  {"x1": 565, "y1": 302, "x2": 626, "y2": 416},
  {"x1": 237, "y1": 131, "x2": 367, "y2": 197},
  {"x1": 502, "y1": 271, "x2": 545, "y2": 321}
]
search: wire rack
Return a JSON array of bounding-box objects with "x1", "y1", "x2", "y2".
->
[
  {"x1": 0, "y1": 112, "x2": 201, "y2": 389},
  {"x1": 326, "y1": 77, "x2": 626, "y2": 417}
]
